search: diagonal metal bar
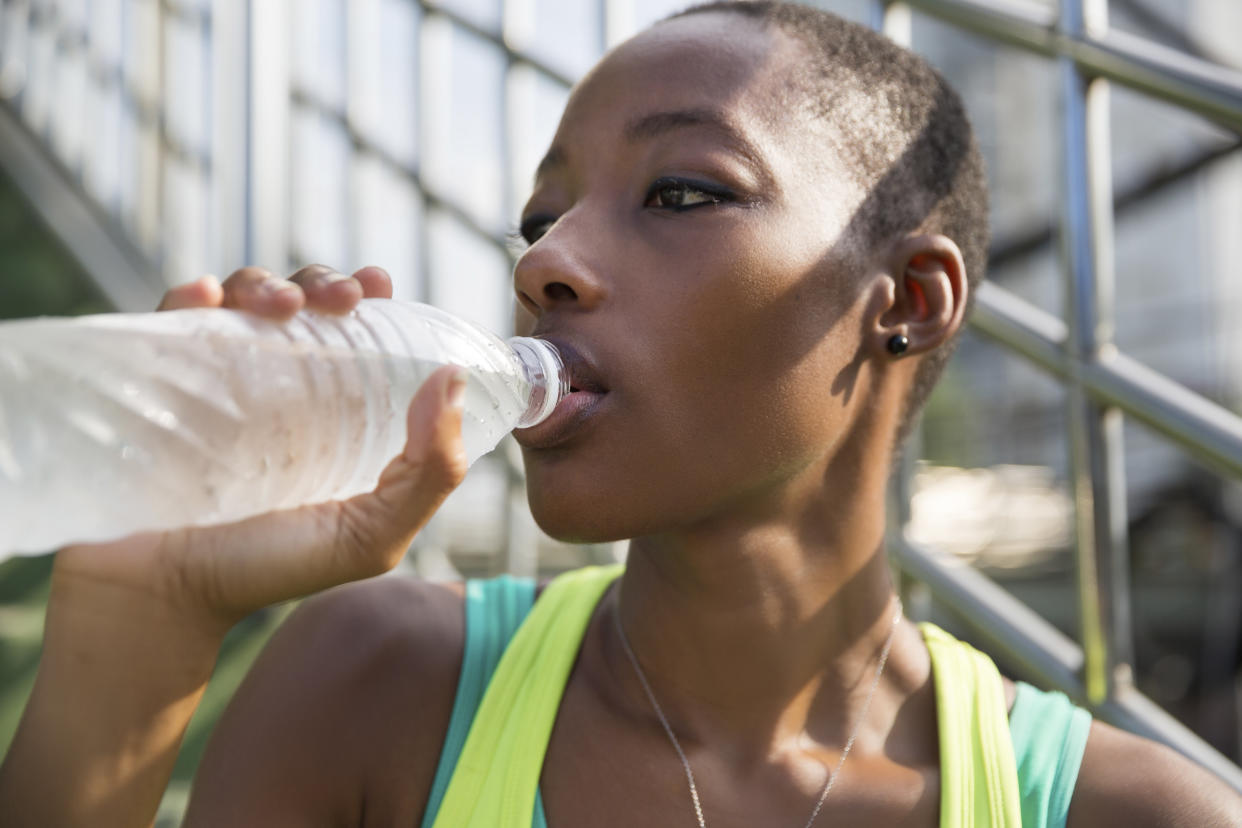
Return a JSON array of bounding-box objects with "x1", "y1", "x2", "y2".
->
[
  {"x1": 893, "y1": 536, "x2": 1242, "y2": 793},
  {"x1": 1111, "y1": 0, "x2": 1236, "y2": 69},
  {"x1": 989, "y1": 139, "x2": 1242, "y2": 271},
  {"x1": 289, "y1": 86, "x2": 512, "y2": 260},
  {"x1": 416, "y1": 0, "x2": 576, "y2": 88},
  {"x1": 0, "y1": 100, "x2": 162, "y2": 311},
  {"x1": 900, "y1": 0, "x2": 1242, "y2": 134},
  {"x1": 972, "y1": 283, "x2": 1242, "y2": 481}
]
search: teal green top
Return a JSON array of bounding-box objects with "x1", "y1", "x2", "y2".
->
[
  {"x1": 420, "y1": 575, "x2": 1092, "y2": 828},
  {"x1": 1009, "y1": 681, "x2": 1092, "y2": 826}
]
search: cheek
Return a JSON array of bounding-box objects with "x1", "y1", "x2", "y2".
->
[
  {"x1": 620, "y1": 258, "x2": 863, "y2": 509},
  {"x1": 521, "y1": 222, "x2": 864, "y2": 540}
]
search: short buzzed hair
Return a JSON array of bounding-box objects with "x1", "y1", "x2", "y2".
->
[{"x1": 669, "y1": 1, "x2": 989, "y2": 446}]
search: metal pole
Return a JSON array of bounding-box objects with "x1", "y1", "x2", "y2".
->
[
  {"x1": 1059, "y1": 0, "x2": 1132, "y2": 704},
  {"x1": 499, "y1": 0, "x2": 535, "y2": 578}
]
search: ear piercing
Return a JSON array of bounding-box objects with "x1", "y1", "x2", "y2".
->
[{"x1": 886, "y1": 334, "x2": 909, "y2": 356}]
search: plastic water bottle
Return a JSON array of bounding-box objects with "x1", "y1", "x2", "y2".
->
[{"x1": 0, "y1": 299, "x2": 567, "y2": 557}]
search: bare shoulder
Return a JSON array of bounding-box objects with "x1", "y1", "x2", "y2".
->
[
  {"x1": 1067, "y1": 719, "x2": 1242, "y2": 828},
  {"x1": 185, "y1": 575, "x2": 466, "y2": 827}
]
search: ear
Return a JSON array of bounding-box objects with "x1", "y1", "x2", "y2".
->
[{"x1": 872, "y1": 233, "x2": 969, "y2": 358}]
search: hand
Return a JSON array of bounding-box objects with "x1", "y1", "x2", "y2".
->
[
  {"x1": 155, "y1": 263, "x2": 393, "y2": 320},
  {"x1": 56, "y1": 264, "x2": 469, "y2": 633},
  {"x1": 0, "y1": 265, "x2": 467, "y2": 827}
]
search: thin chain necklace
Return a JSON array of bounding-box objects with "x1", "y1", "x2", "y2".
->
[{"x1": 612, "y1": 597, "x2": 903, "y2": 828}]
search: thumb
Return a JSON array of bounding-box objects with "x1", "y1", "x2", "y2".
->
[{"x1": 332, "y1": 365, "x2": 470, "y2": 572}]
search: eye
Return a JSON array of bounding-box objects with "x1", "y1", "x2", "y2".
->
[
  {"x1": 644, "y1": 177, "x2": 733, "y2": 210},
  {"x1": 516, "y1": 215, "x2": 557, "y2": 246}
]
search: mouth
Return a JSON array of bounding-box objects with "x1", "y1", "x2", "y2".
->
[{"x1": 514, "y1": 336, "x2": 610, "y2": 449}]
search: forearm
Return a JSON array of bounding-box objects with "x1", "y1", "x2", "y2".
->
[{"x1": 0, "y1": 565, "x2": 225, "y2": 828}]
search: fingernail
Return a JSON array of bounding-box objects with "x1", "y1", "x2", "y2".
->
[
  {"x1": 446, "y1": 370, "x2": 468, "y2": 410},
  {"x1": 317, "y1": 271, "x2": 353, "y2": 284},
  {"x1": 262, "y1": 280, "x2": 300, "y2": 296}
]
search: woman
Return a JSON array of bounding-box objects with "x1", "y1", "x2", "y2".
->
[{"x1": 2, "y1": 3, "x2": 1238, "y2": 825}]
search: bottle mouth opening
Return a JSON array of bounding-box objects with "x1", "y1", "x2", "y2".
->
[{"x1": 508, "y1": 337, "x2": 568, "y2": 427}]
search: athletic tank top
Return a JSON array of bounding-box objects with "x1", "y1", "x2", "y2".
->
[{"x1": 419, "y1": 569, "x2": 1091, "y2": 827}]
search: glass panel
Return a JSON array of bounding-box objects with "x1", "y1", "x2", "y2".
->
[
  {"x1": 1110, "y1": 85, "x2": 1241, "y2": 414},
  {"x1": 1124, "y1": 420, "x2": 1242, "y2": 762},
  {"x1": 289, "y1": 108, "x2": 351, "y2": 267},
  {"x1": 506, "y1": 64, "x2": 569, "y2": 218},
  {"x1": 59, "y1": 0, "x2": 88, "y2": 33},
  {"x1": 115, "y1": 86, "x2": 139, "y2": 228},
  {"x1": 135, "y1": 117, "x2": 161, "y2": 256},
  {"x1": 352, "y1": 154, "x2": 423, "y2": 301},
  {"x1": 292, "y1": 0, "x2": 347, "y2": 109},
  {"x1": 421, "y1": 18, "x2": 507, "y2": 233},
  {"x1": 89, "y1": 0, "x2": 124, "y2": 69},
  {"x1": 911, "y1": 14, "x2": 1063, "y2": 316},
  {"x1": 350, "y1": 0, "x2": 420, "y2": 169},
  {"x1": 427, "y1": 456, "x2": 509, "y2": 568},
  {"x1": 980, "y1": 48, "x2": 1061, "y2": 317},
  {"x1": 519, "y1": 0, "x2": 602, "y2": 81},
  {"x1": 21, "y1": 7, "x2": 54, "y2": 133},
  {"x1": 83, "y1": 76, "x2": 125, "y2": 210},
  {"x1": 124, "y1": 0, "x2": 160, "y2": 108},
  {"x1": 629, "y1": 0, "x2": 698, "y2": 34},
  {"x1": 0, "y1": 3, "x2": 29, "y2": 102},
  {"x1": 48, "y1": 36, "x2": 87, "y2": 172},
  {"x1": 163, "y1": 15, "x2": 209, "y2": 159},
  {"x1": 434, "y1": 0, "x2": 501, "y2": 33},
  {"x1": 922, "y1": 330, "x2": 1071, "y2": 478},
  {"x1": 805, "y1": 0, "x2": 876, "y2": 25},
  {"x1": 426, "y1": 207, "x2": 511, "y2": 335},
  {"x1": 1109, "y1": 0, "x2": 1240, "y2": 71},
  {"x1": 915, "y1": 333, "x2": 1078, "y2": 663},
  {"x1": 162, "y1": 156, "x2": 209, "y2": 285}
]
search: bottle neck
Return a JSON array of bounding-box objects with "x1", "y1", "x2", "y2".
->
[{"x1": 508, "y1": 337, "x2": 569, "y2": 428}]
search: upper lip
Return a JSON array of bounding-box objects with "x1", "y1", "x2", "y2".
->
[{"x1": 536, "y1": 335, "x2": 609, "y2": 394}]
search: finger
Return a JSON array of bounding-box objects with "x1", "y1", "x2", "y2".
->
[
  {"x1": 221, "y1": 266, "x2": 304, "y2": 320},
  {"x1": 163, "y1": 367, "x2": 468, "y2": 620},
  {"x1": 156, "y1": 275, "x2": 224, "y2": 311},
  {"x1": 337, "y1": 366, "x2": 469, "y2": 565},
  {"x1": 351, "y1": 266, "x2": 393, "y2": 299},
  {"x1": 288, "y1": 264, "x2": 364, "y2": 315}
]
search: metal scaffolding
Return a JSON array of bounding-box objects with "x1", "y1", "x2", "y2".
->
[
  {"x1": 878, "y1": 0, "x2": 1242, "y2": 792},
  {"x1": 3, "y1": 0, "x2": 1242, "y2": 793}
]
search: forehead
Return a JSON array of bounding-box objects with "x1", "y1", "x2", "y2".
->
[
  {"x1": 540, "y1": 13, "x2": 865, "y2": 230},
  {"x1": 552, "y1": 14, "x2": 810, "y2": 165}
]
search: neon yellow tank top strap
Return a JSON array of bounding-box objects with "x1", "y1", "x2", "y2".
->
[
  {"x1": 920, "y1": 622, "x2": 1022, "y2": 827},
  {"x1": 431, "y1": 564, "x2": 624, "y2": 828}
]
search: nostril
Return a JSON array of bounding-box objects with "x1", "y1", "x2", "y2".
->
[{"x1": 544, "y1": 282, "x2": 578, "y2": 302}]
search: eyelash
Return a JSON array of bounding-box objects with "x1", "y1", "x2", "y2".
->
[
  {"x1": 513, "y1": 177, "x2": 737, "y2": 248},
  {"x1": 644, "y1": 176, "x2": 735, "y2": 211}
]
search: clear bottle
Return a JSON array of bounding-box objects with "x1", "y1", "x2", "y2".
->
[{"x1": 0, "y1": 299, "x2": 567, "y2": 557}]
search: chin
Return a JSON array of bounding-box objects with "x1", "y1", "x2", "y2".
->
[
  {"x1": 520, "y1": 443, "x2": 703, "y2": 544},
  {"x1": 525, "y1": 467, "x2": 685, "y2": 544},
  {"x1": 526, "y1": 487, "x2": 633, "y2": 545}
]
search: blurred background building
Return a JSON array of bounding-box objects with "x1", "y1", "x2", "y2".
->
[{"x1": 0, "y1": 0, "x2": 1241, "y2": 822}]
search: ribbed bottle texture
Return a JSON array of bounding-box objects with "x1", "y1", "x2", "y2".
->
[{"x1": 0, "y1": 300, "x2": 565, "y2": 557}]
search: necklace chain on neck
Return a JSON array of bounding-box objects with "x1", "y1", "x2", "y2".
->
[{"x1": 612, "y1": 596, "x2": 904, "y2": 828}]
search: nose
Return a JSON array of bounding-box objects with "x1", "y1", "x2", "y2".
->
[{"x1": 512, "y1": 222, "x2": 605, "y2": 319}]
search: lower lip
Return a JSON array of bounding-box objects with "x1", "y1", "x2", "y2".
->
[{"x1": 513, "y1": 389, "x2": 607, "y2": 449}]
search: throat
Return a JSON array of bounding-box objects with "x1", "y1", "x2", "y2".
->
[{"x1": 599, "y1": 545, "x2": 906, "y2": 758}]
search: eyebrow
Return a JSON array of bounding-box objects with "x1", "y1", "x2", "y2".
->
[{"x1": 533, "y1": 107, "x2": 773, "y2": 185}]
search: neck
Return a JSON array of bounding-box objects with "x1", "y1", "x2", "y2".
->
[{"x1": 606, "y1": 423, "x2": 909, "y2": 759}]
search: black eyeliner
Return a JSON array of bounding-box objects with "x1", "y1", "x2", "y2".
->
[{"x1": 646, "y1": 176, "x2": 737, "y2": 210}]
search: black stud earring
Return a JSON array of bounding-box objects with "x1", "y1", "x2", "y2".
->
[{"x1": 886, "y1": 334, "x2": 909, "y2": 356}]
